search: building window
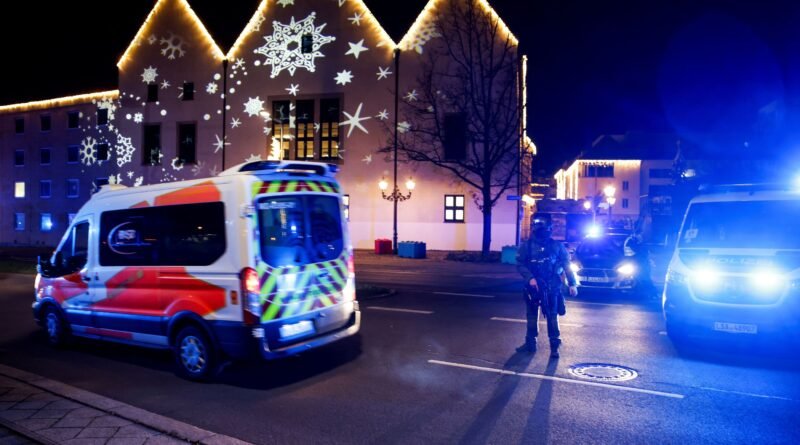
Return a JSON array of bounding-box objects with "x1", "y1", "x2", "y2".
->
[
  {"x1": 14, "y1": 182, "x2": 25, "y2": 198},
  {"x1": 295, "y1": 100, "x2": 315, "y2": 159},
  {"x1": 273, "y1": 101, "x2": 291, "y2": 160},
  {"x1": 178, "y1": 123, "x2": 196, "y2": 164},
  {"x1": 143, "y1": 124, "x2": 161, "y2": 165},
  {"x1": 40, "y1": 180, "x2": 52, "y2": 198},
  {"x1": 68, "y1": 213, "x2": 77, "y2": 226},
  {"x1": 582, "y1": 164, "x2": 614, "y2": 178},
  {"x1": 14, "y1": 213, "x2": 25, "y2": 231},
  {"x1": 649, "y1": 168, "x2": 672, "y2": 179},
  {"x1": 444, "y1": 195, "x2": 465, "y2": 223},
  {"x1": 622, "y1": 181, "x2": 629, "y2": 191},
  {"x1": 40, "y1": 115, "x2": 51, "y2": 132},
  {"x1": 343, "y1": 194, "x2": 350, "y2": 221},
  {"x1": 147, "y1": 84, "x2": 159, "y2": 103},
  {"x1": 40, "y1": 213, "x2": 53, "y2": 232},
  {"x1": 14, "y1": 149, "x2": 24, "y2": 167},
  {"x1": 97, "y1": 143, "x2": 110, "y2": 162},
  {"x1": 67, "y1": 145, "x2": 80, "y2": 164},
  {"x1": 15, "y1": 117, "x2": 24, "y2": 134},
  {"x1": 622, "y1": 198, "x2": 629, "y2": 209},
  {"x1": 40, "y1": 147, "x2": 51, "y2": 165},
  {"x1": 444, "y1": 113, "x2": 467, "y2": 160},
  {"x1": 182, "y1": 82, "x2": 194, "y2": 101},
  {"x1": 97, "y1": 108, "x2": 109, "y2": 126},
  {"x1": 67, "y1": 179, "x2": 79, "y2": 198},
  {"x1": 67, "y1": 111, "x2": 80, "y2": 129},
  {"x1": 301, "y1": 34, "x2": 313, "y2": 54},
  {"x1": 320, "y1": 98, "x2": 340, "y2": 160}
]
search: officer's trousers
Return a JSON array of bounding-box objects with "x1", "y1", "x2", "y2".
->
[{"x1": 524, "y1": 288, "x2": 561, "y2": 347}]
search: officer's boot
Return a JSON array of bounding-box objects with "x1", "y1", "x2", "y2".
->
[
  {"x1": 549, "y1": 338, "x2": 561, "y2": 358},
  {"x1": 516, "y1": 337, "x2": 537, "y2": 354}
]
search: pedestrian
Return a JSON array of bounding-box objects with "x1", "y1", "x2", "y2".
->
[{"x1": 516, "y1": 216, "x2": 578, "y2": 357}]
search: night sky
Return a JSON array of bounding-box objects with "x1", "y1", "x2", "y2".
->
[{"x1": 2, "y1": 0, "x2": 799, "y2": 173}]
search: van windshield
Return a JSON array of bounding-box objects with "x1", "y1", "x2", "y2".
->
[
  {"x1": 257, "y1": 195, "x2": 344, "y2": 266},
  {"x1": 679, "y1": 200, "x2": 800, "y2": 249}
]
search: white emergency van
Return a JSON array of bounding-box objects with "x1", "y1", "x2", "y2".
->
[
  {"x1": 33, "y1": 160, "x2": 360, "y2": 379},
  {"x1": 663, "y1": 184, "x2": 800, "y2": 340}
]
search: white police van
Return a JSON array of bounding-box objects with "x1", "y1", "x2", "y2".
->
[
  {"x1": 33, "y1": 160, "x2": 359, "y2": 379},
  {"x1": 663, "y1": 184, "x2": 800, "y2": 340}
]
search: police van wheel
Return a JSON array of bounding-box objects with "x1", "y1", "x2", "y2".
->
[
  {"x1": 44, "y1": 306, "x2": 69, "y2": 347},
  {"x1": 174, "y1": 326, "x2": 217, "y2": 381}
]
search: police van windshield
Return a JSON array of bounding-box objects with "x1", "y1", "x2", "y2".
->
[
  {"x1": 257, "y1": 195, "x2": 344, "y2": 266},
  {"x1": 679, "y1": 200, "x2": 800, "y2": 249}
]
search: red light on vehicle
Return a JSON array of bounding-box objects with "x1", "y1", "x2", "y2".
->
[
  {"x1": 347, "y1": 255, "x2": 355, "y2": 276},
  {"x1": 243, "y1": 268, "x2": 260, "y2": 294},
  {"x1": 241, "y1": 268, "x2": 262, "y2": 326}
]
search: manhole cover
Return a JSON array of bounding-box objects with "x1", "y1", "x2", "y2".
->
[{"x1": 567, "y1": 363, "x2": 639, "y2": 382}]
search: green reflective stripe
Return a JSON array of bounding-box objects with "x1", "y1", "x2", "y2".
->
[
  {"x1": 307, "y1": 181, "x2": 321, "y2": 192},
  {"x1": 326, "y1": 262, "x2": 346, "y2": 286},
  {"x1": 266, "y1": 182, "x2": 280, "y2": 193},
  {"x1": 251, "y1": 182, "x2": 263, "y2": 198},
  {"x1": 286, "y1": 181, "x2": 298, "y2": 192}
]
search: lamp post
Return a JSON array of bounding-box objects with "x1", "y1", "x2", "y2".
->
[
  {"x1": 379, "y1": 176, "x2": 416, "y2": 254},
  {"x1": 603, "y1": 185, "x2": 616, "y2": 224}
]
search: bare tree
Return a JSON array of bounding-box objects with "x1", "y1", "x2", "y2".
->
[{"x1": 387, "y1": 0, "x2": 528, "y2": 258}]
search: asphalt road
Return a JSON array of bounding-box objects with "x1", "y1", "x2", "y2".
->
[{"x1": 0, "y1": 261, "x2": 799, "y2": 444}]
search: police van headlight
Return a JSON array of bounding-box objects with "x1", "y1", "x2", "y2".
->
[
  {"x1": 570, "y1": 262, "x2": 581, "y2": 273},
  {"x1": 616, "y1": 263, "x2": 636, "y2": 276},
  {"x1": 690, "y1": 267, "x2": 721, "y2": 290},
  {"x1": 749, "y1": 269, "x2": 786, "y2": 292}
]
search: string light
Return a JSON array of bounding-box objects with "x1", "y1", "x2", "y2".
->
[{"x1": 0, "y1": 91, "x2": 119, "y2": 114}]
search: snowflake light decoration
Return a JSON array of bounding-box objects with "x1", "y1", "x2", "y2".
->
[
  {"x1": 115, "y1": 134, "x2": 136, "y2": 167},
  {"x1": 206, "y1": 82, "x2": 218, "y2": 94},
  {"x1": 335, "y1": 70, "x2": 353, "y2": 85},
  {"x1": 339, "y1": 103, "x2": 370, "y2": 138},
  {"x1": 377, "y1": 66, "x2": 392, "y2": 80},
  {"x1": 160, "y1": 32, "x2": 187, "y2": 59},
  {"x1": 80, "y1": 137, "x2": 97, "y2": 166},
  {"x1": 254, "y1": 13, "x2": 336, "y2": 78},
  {"x1": 141, "y1": 66, "x2": 158, "y2": 84},
  {"x1": 191, "y1": 160, "x2": 206, "y2": 177},
  {"x1": 276, "y1": 0, "x2": 294, "y2": 6},
  {"x1": 376, "y1": 109, "x2": 389, "y2": 120},
  {"x1": 133, "y1": 113, "x2": 143, "y2": 123},
  {"x1": 231, "y1": 117, "x2": 242, "y2": 128},
  {"x1": 407, "y1": 21, "x2": 442, "y2": 54},
  {"x1": 286, "y1": 84, "x2": 300, "y2": 96},
  {"x1": 244, "y1": 97, "x2": 265, "y2": 117},
  {"x1": 134, "y1": 176, "x2": 144, "y2": 187},
  {"x1": 171, "y1": 158, "x2": 185, "y2": 171},
  {"x1": 245, "y1": 154, "x2": 263, "y2": 162},
  {"x1": 213, "y1": 135, "x2": 230, "y2": 153},
  {"x1": 96, "y1": 99, "x2": 117, "y2": 122}
]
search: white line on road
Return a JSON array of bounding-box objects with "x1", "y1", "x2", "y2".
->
[
  {"x1": 699, "y1": 386, "x2": 794, "y2": 402},
  {"x1": 428, "y1": 360, "x2": 685, "y2": 399},
  {"x1": 490, "y1": 317, "x2": 583, "y2": 328},
  {"x1": 434, "y1": 292, "x2": 495, "y2": 299},
  {"x1": 367, "y1": 306, "x2": 434, "y2": 315}
]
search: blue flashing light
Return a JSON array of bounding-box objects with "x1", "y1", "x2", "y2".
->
[{"x1": 586, "y1": 225, "x2": 602, "y2": 238}]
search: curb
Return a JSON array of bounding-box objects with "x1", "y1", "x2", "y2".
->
[
  {"x1": 0, "y1": 363, "x2": 251, "y2": 445},
  {"x1": 358, "y1": 288, "x2": 397, "y2": 301},
  {"x1": 0, "y1": 416, "x2": 59, "y2": 445}
]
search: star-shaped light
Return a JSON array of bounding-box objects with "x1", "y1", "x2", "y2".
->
[
  {"x1": 233, "y1": 58, "x2": 246, "y2": 70},
  {"x1": 405, "y1": 90, "x2": 419, "y2": 102},
  {"x1": 244, "y1": 97, "x2": 265, "y2": 117},
  {"x1": 213, "y1": 135, "x2": 231, "y2": 153},
  {"x1": 340, "y1": 103, "x2": 371, "y2": 138},
  {"x1": 335, "y1": 70, "x2": 353, "y2": 85},
  {"x1": 345, "y1": 39, "x2": 368, "y2": 59},
  {"x1": 377, "y1": 66, "x2": 392, "y2": 80},
  {"x1": 362, "y1": 154, "x2": 373, "y2": 164},
  {"x1": 348, "y1": 13, "x2": 363, "y2": 26},
  {"x1": 398, "y1": 121, "x2": 411, "y2": 133},
  {"x1": 231, "y1": 117, "x2": 242, "y2": 128},
  {"x1": 160, "y1": 80, "x2": 171, "y2": 89},
  {"x1": 148, "y1": 34, "x2": 158, "y2": 45},
  {"x1": 286, "y1": 84, "x2": 300, "y2": 96},
  {"x1": 376, "y1": 109, "x2": 389, "y2": 120}
]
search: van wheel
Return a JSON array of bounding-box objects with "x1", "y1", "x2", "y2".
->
[
  {"x1": 173, "y1": 326, "x2": 217, "y2": 381},
  {"x1": 44, "y1": 306, "x2": 69, "y2": 347}
]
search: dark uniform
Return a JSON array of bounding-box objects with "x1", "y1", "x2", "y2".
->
[{"x1": 516, "y1": 218, "x2": 577, "y2": 357}]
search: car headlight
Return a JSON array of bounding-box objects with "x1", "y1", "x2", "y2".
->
[
  {"x1": 570, "y1": 262, "x2": 581, "y2": 273},
  {"x1": 749, "y1": 268, "x2": 786, "y2": 292},
  {"x1": 690, "y1": 267, "x2": 721, "y2": 290},
  {"x1": 616, "y1": 263, "x2": 636, "y2": 276}
]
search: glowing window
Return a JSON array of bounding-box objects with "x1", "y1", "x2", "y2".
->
[
  {"x1": 343, "y1": 195, "x2": 350, "y2": 221},
  {"x1": 40, "y1": 213, "x2": 53, "y2": 232},
  {"x1": 14, "y1": 213, "x2": 25, "y2": 231},
  {"x1": 14, "y1": 182, "x2": 25, "y2": 198},
  {"x1": 444, "y1": 195, "x2": 465, "y2": 223},
  {"x1": 320, "y1": 98, "x2": 340, "y2": 160},
  {"x1": 273, "y1": 101, "x2": 292, "y2": 160},
  {"x1": 295, "y1": 100, "x2": 315, "y2": 159}
]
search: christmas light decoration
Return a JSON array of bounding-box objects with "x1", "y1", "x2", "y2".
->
[{"x1": 0, "y1": 90, "x2": 118, "y2": 114}]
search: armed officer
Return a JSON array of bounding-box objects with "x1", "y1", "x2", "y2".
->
[{"x1": 516, "y1": 216, "x2": 578, "y2": 357}]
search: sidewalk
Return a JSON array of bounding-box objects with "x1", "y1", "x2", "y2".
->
[
  {"x1": 354, "y1": 249, "x2": 519, "y2": 279},
  {"x1": 0, "y1": 365, "x2": 249, "y2": 445}
]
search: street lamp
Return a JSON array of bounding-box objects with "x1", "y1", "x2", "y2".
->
[
  {"x1": 603, "y1": 185, "x2": 616, "y2": 223},
  {"x1": 379, "y1": 176, "x2": 416, "y2": 253}
]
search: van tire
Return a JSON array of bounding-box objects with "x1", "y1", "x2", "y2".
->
[
  {"x1": 43, "y1": 306, "x2": 69, "y2": 347},
  {"x1": 173, "y1": 326, "x2": 218, "y2": 381}
]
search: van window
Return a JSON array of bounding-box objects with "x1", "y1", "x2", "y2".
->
[
  {"x1": 680, "y1": 200, "x2": 800, "y2": 249},
  {"x1": 52, "y1": 221, "x2": 90, "y2": 275},
  {"x1": 99, "y1": 202, "x2": 226, "y2": 266},
  {"x1": 257, "y1": 195, "x2": 343, "y2": 266}
]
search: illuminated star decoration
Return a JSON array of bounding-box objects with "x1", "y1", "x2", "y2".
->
[
  {"x1": 231, "y1": 117, "x2": 242, "y2": 128},
  {"x1": 134, "y1": 176, "x2": 144, "y2": 187},
  {"x1": 335, "y1": 0, "x2": 347, "y2": 6},
  {"x1": 147, "y1": 34, "x2": 158, "y2": 45},
  {"x1": 162, "y1": 80, "x2": 173, "y2": 90},
  {"x1": 339, "y1": 103, "x2": 370, "y2": 138},
  {"x1": 406, "y1": 20, "x2": 442, "y2": 54},
  {"x1": 335, "y1": 70, "x2": 353, "y2": 85},
  {"x1": 254, "y1": 13, "x2": 336, "y2": 78},
  {"x1": 133, "y1": 113, "x2": 143, "y2": 123},
  {"x1": 276, "y1": 0, "x2": 294, "y2": 7},
  {"x1": 141, "y1": 66, "x2": 158, "y2": 84},
  {"x1": 362, "y1": 154, "x2": 373, "y2": 164},
  {"x1": 115, "y1": 134, "x2": 136, "y2": 167},
  {"x1": 398, "y1": 121, "x2": 411, "y2": 133},
  {"x1": 234, "y1": 58, "x2": 246, "y2": 70},
  {"x1": 348, "y1": 13, "x2": 362, "y2": 26},
  {"x1": 263, "y1": 126, "x2": 273, "y2": 135},
  {"x1": 376, "y1": 66, "x2": 392, "y2": 80},
  {"x1": 345, "y1": 39, "x2": 368, "y2": 59},
  {"x1": 127, "y1": 171, "x2": 134, "y2": 179},
  {"x1": 244, "y1": 97, "x2": 266, "y2": 117},
  {"x1": 213, "y1": 135, "x2": 230, "y2": 153},
  {"x1": 405, "y1": 90, "x2": 419, "y2": 102},
  {"x1": 376, "y1": 109, "x2": 389, "y2": 120},
  {"x1": 206, "y1": 82, "x2": 218, "y2": 94},
  {"x1": 286, "y1": 84, "x2": 300, "y2": 96}
]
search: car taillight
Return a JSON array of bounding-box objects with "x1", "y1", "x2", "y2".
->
[
  {"x1": 347, "y1": 254, "x2": 355, "y2": 277},
  {"x1": 240, "y1": 267, "x2": 262, "y2": 326}
]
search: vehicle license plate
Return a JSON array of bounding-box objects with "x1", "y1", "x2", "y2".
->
[
  {"x1": 713, "y1": 322, "x2": 757, "y2": 334},
  {"x1": 279, "y1": 320, "x2": 315, "y2": 339},
  {"x1": 585, "y1": 276, "x2": 608, "y2": 283}
]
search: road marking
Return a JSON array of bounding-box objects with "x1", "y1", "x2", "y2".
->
[
  {"x1": 428, "y1": 360, "x2": 685, "y2": 399},
  {"x1": 367, "y1": 306, "x2": 433, "y2": 315},
  {"x1": 490, "y1": 317, "x2": 583, "y2": 328},
  {"x1": 658, "y1": 331, "x2": 667, "y2": 336},
  {"x1": 434, "y1": 292, "x2": 495, "y2": 299},
  {"x1": 699, "y1": 386, "x2": 794, "y2": 402}
]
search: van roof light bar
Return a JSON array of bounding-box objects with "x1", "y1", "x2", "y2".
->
[
  {"x1": 698, "y1": 183, "x2": 794, "y2": 194},
  {"x1": 222, "y1": 160, "x2": 339, "y2": 177}
]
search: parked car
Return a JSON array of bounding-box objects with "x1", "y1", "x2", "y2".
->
[{"x1": 571, "y1": 233, "x2": 644, "y2": 293}]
